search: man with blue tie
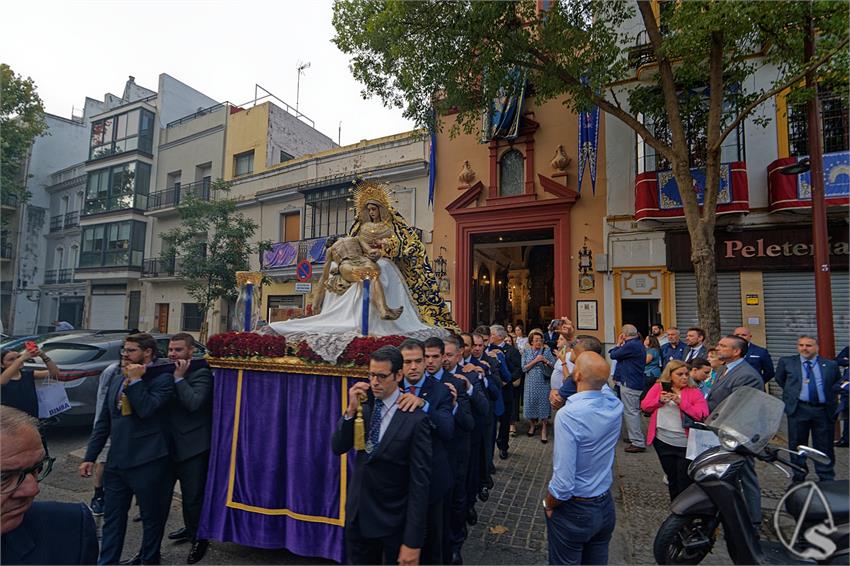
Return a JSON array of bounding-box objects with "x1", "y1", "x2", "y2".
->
[
  {"x1": 331, "y1": 346, "x2": 432, "y2": 565},
  {"x1": 775, "y1": 335, "x2": 841, "y2": 483},
  {"x1": 398, "y1": 338, "x2": 455, "y2": 565},
  {"x1": 734, "y1": 327, "x2": 775, "y2": 383}
]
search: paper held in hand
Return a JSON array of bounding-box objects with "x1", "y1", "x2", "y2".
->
[{"x1": 686, "y1": 428, "x2": 721, "y2": 460}]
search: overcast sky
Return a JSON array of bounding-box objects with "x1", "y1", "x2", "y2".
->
[{"x1": 1, "y1": 0, "x2": 414, "y2": 146}]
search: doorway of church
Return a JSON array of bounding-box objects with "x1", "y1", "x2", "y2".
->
[
  {"x1": 470, "y1": 229, "x2": 554, "y2": 331},
  {"x1": 620, "y1": 298, "x2": 661, "y2": 338}
]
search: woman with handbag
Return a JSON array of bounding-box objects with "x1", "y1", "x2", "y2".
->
[
  {"x1": 521, "y1": 329, "x2": 556, "y2": 443},
  {"x1": 640, "y1": 360, "x2": 709, "y2": 500}
]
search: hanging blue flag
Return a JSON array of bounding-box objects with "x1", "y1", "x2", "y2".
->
[
  {"x1": 577, "y1": 82, "x2": 600, "y2": 195},
  {"x1": 428, "y1": 124, "x2": 436, "y2": 207}
]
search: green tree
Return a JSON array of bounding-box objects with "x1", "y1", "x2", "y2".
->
[
  {"x1": 333, "y1": 0, "x2": 849, "y2": 342},
  {"x1": 1, "y1": 64, "x2": 48, "y2": 210},
  {"x1": 162, "y1": 180, "x2": 269, "y2": 341}
]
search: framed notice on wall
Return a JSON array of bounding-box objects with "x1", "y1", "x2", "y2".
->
[{"x1": 576, "y1": 300, "x2": 598, "y2": 331}]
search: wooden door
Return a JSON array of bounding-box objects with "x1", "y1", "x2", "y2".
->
[{"x1": 156, "y1": 303, "x2": 169, "y2": 333}]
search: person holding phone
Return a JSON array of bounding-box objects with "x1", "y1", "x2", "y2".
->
[
  {"x1": 1, "y1": 345, "x2": 60, "y2": 419},
  {"x1": 640, "y1": 360, "x2": 709, "y2": 500}
]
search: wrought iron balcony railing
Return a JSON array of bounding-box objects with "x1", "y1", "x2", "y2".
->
[
  {"x1": 141, "y1": 256, "x2": 183, "y2": 278},
  {"x1": 147, "y1": 179, "x2": 212, "y2": 211},
  {"x1": 44, "y1": 268, "x2": 75, "y2": 285}
]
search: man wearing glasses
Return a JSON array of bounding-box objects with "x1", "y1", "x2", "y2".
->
[
  {"x1": 1, "y1": 406, "x2": 98, "y2": 564},
  {"x1": 79, "y1": 333, "x2": 175, "y2": 565},
  {"x1": 332, "y1": 346, "x2": 432, "y2": 565}
]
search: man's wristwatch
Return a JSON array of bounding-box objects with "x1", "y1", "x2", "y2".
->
[{"x1": 542, "y1": 498, "x2": 550, "y2": 511}]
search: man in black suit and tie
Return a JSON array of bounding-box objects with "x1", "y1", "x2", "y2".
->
[
  {"x1": 683, "y1": 327, "x2": 708, "y2": 363},
  {"x1": 397, "y1": 338, "x2": 455, "y2": 565},
  {"x1": 164, "y1": 333, "x2": 213, "y2": 564},
  {"x1": 488, "y1": 325, "x2": 522, "y2": 460},
  {"x1": 332, "y1": 346, "x2": 432, "y2": 565},
  {"x1": 1, "y1": 406, "x2": 99, "y2": 565},
  {"x1": 707, "y1": 335, "x2": 764, "y2": 532},
  {"x1": 775, "y1": 335, "x2": 840, "y2": 483},
  {"x1": 442, "y1": 335, "x2": 486, "y2": 564},
  {"x1": 80, "y1": 333, "x2": 175, "y2": 565}
]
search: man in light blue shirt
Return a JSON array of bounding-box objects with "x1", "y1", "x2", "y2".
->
[{"x1": 544, "y1": 352, "x2": 623, "y2": 565}]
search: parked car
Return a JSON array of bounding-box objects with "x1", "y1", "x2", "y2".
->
[
  {"x1": 1, "y1": 330, "x2": 101, "y2": 352},
  {"x1": 27, "y1": 332, "x2": 206, "y2": 427}
]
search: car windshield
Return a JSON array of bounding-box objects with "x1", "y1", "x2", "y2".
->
[
  {"x1": 40, "y1": 344, "x2": 105, "y2": 365},
  {"x1": 704, "y1": 387, "x2": 784, "y2": 454}
]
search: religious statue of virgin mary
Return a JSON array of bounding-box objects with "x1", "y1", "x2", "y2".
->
[{"x1": 268, "y1": 181, "x2": 454, "y2": 361}]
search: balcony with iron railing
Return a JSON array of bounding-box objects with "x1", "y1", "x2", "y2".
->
[
  {"x1": 49, "y1": 211, "x2": 81, "y2": 233},
  {"x1": 0, "y1": 242, "x2": 14, "y2": 260},
  {"x1": 44, "y1": 268, "x2": 76, "y2": 285},
  {"x1": 262, "y1": 237, "x2": 330, "y2": 271},
  {"x1": 141, "y1": 256, "x2": 183, "y2": 278},
  {"x1": 147, "y1": 179, "x2": 212, "y2": 212},
  {"x1": 84, "y1": 194, "x2": 148, "y2": 216},
  {"x1": 1, "y1": 192, "x2": 19, "y2": 208}
]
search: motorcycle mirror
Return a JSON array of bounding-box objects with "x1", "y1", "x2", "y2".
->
[{"x1": 796, "y1": 445, "x2": 830, "y2": 465}]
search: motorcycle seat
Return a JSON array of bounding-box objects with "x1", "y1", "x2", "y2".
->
[{"x1": 784, "y1": 480, "x2": 849, "y2": 522}]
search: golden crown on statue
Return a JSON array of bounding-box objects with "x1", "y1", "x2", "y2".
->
[{"x1": 351, "y1": 180, "x2": 394, "y2": 213}]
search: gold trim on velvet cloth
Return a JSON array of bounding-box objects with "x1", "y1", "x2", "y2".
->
[
  {"x1": 224, "y1": 368, "x2": 356, "y2": 525},
  {"x1": 208, "y1": 357, "x2": 369, "y2": 378}
]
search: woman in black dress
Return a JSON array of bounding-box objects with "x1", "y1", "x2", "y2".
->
[{"x1": 1, "y1": 346, "x2": 61, "y2": 419}]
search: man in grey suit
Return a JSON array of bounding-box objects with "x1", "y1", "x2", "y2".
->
[
  {"x1": 775, "y1": 335, "x2": 840, "y2": 483},
  {"x1": 707, "y1": 335, "x2": 764, "y2": 532},
  {"x1": 165, "y1": 333, "x2": 213, "y2": 564}
]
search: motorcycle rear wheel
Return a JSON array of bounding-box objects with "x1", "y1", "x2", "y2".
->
[{"x1": 653, "y1": 513, "x2": 717, "y2": 565}]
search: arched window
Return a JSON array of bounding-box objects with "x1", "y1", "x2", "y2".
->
[
  {"x1": 55, "y1": 246, "x2": 65, "y2": 270},
  {"x1": 499, "y1": 149, "x2": 524, "y2": 197}
]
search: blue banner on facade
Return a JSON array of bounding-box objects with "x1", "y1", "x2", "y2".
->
[
  {"x1": 429, "y1": 127, "x2": 436, "y2": 207},
  {"x1": 577, "y1": 97, "x2": 600, "y2": 195},
  {"x1": 481, "y1": 69, "x2": 527, "y2": 142},
  {"x1": 657, "y1": 165, "x2": 733, "y2": 209},
  {"x1": 798, "y1": 150, "x2": 850, "y2": 199}
]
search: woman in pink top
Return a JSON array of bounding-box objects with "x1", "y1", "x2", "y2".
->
[{"x1": 640, "y1": 360, "x2": 709, "y2": 500}]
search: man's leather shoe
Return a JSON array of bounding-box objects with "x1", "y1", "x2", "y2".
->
[
  {"x1": 451, "y1": 551, "x2": 463, "y2": 565},
  {"x1": 186, "y1": 539, "x2": 209, "y2": 564},
  {"x1": 499, "y1": 449, "x2": 508, "y2": 460},
  {"x1": 466, "y1": 507, "x2": 478, "y2": 526},
  {"x1": 624, "y1": 444, "x2": 646, "y2": 453},
  {"x1": 478, "y1": 487, "x2": 489, "y2": 502},
  {"x1": 119, "y1": 553, "x2": 141, "y2": 565},
  {"x1": 834, "y1": 440, "x2": 849, "y2": 447},
  {"x1": 169, "y1": 527, "x2": 189, "y2": 542}
]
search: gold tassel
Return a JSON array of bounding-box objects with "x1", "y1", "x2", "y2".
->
[
  {"x1": 353, "y1": 391, "x2": 368, "y2": 451},
  {"x1": 119, "y1": 375, "x2": 133, "y2": 416}
]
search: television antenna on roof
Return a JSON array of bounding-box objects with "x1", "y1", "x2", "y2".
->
[{"x1": 296, "y1": 61, "x2": 311, "y2": 113}]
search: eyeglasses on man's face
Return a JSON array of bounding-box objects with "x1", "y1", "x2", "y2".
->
[{"x1": 0, "y1": 456, "x2": 55, "y2": 494}]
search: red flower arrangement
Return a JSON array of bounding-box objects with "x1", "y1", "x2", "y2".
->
[
  {"x1": 337, "y1": 335, "x2": 407, "y2": 366},
  {"x1": 294, "y1": 341, "x2": 324, "y2": 363},
  {"x1": 207, "y1": 332, "x2": 287, "y2": 358}
]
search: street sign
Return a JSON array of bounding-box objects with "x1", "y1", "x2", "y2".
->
[
  {"x1": 296, "y1": 260, "x2": 312, "y2": 282},
  {"x1": 295, "y1": 282, "x2": 312, "y2": 293}
]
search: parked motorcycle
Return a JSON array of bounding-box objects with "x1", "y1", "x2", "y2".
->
[{"x1": 653, "y1": 387, "x2": 849, "y2": 565}]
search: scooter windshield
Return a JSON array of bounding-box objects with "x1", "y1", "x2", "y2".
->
[{"x1": 703, "y1": 387, "x2": 785, "y2": 454}]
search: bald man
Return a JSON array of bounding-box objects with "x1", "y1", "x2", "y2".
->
[
  {"x1": 610, "y1": 324, "x2": 647, "y2": 452},
  {"x1": 544, "y1": 352, "x2": 623, "y2": 565},
  {"x1": 733, "y1": 327, "x2": 775, "y2": 383}
]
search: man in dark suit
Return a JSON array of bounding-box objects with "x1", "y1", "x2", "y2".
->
[
  {"x1": 165, "y1": 333, "x2": 213, "y2": 564},
  {"x1": 467, "y1": 332, "x2": 501, "y2": 509},
  {"x1": 1, "y1": 406, "x2": 99, "y2": 565},
  {"x1": 487, "y1": 325, "x2": 521, "y2": 460},
  {"x1": 733, "y1": 327, "x2": 775, "y2": 383},
  {"x1": 683, "y1": 327, "x2": 708, "y2": 363},
  {"x1": 332, "y1": 346, "x2": 432, "y2": 565},
  {"x1": 775, "y1": 335, "x2": 840, "y2": 483},
  {"x1": 708, "y1": 335, "x2": 764, "y2": 532},
  {"x1": 660, "y1": 327, "x2": 686, "y2": 363},
  {"x1": 398, "y1": 338, "x2": 454, "y2": 565},
  {"x1": 80, "y1": 333, "x2": 175, "y2": 565},
  {"x1": 442, "y1": 335, "x2": 487, "y2": 564}
]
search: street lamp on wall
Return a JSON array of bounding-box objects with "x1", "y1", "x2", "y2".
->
[{"x1": 434, "y1": 246, "x2": 447, "y2": 279}]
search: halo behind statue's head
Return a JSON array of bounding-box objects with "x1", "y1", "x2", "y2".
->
[{"x1": 353, "y1": 180, "x2": 394, "y2": 218}]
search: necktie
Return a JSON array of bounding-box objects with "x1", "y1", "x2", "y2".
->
[
  {"x1": 368, "y1": 401, "x2": 383, "y2": 452},
  {"x1": 805, "y1": 361, "x2": 820, "y2": 404},
  {"x1": 409, "y1": 385, "x2": 419, "y2": 397},
  {"x1": 686, "y1": 349, "x2": 694, "y2": 362}
]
